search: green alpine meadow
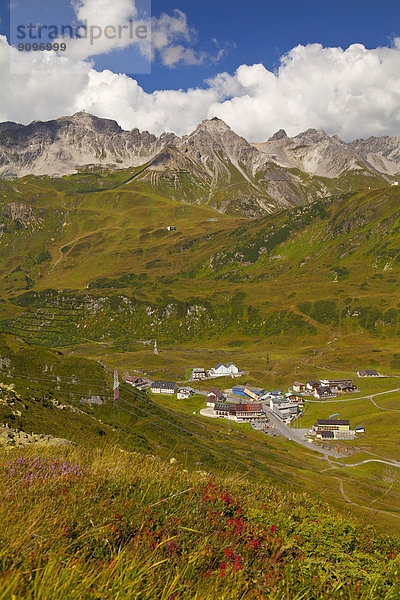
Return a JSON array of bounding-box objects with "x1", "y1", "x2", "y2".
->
[{"x1": 1, "y1": 2, "x2": 400, "y2": 595}]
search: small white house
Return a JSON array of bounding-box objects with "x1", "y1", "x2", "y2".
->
[
  {"x1": 306, "y1": 381, "x2": 319, "y2": 391},
  {"x1": 192, "y1": 368, "x2": 207, "y2": 380},
  {"x1": 207, "y1": 388, "x2": 223, "y2": 406},
  {"x1": 357, "y1": 369, "x2": 380, "y2": 378},
  {"x1": 292, "y1": 382, "x2": 305, "y2": 393},
  {"x1": 177, "y1": 387, "x2": 193, "y2": 399}
]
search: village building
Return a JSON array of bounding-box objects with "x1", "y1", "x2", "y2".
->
[
  {"x1": 316, "y1": 430, "x2": 335, "y2": 440},
  {"x1": 292, "y1": 382, "x2": 306, "y2": 393},
  {"x1": 191, "y1": 368, "x2": 207, "y2": 380},
  {"x1": 306, "y1": 381, "x2": 319, "y2": 392},
  {"x1": 313, "y1": 386, "x2": 337, "y2": 399},
  {"x1": 271, "y1": 399, "x2": 299, "y2": 422},
  {"x1": 177, "y1": 387, "x2": 193, "y2": 399},
  {"x1": 229, "y1": 403, "x2": 265, "y2": 422},
  {"x1": 355, "y1": 425, "x2": 365, "y2": 434},
  {"x1": 206, "y1": 388, "x2": 224, "y2": 407},
  {"x1": 209, "y1": 362, "x2": 240, "y2": 377},
  {"x1": 151, "y1": 381, "x2": 178, "y2": 395},
  {"x1": 231, "y1": 384, "x2": 265, "y2": 400},
  {"x1": 284, "y1": 392, "x2": 303, "y2": 403},
  {"x1": 125, "y1": 376, "x2": 147, "y2": 387},
  {"x1": 314, "y1": 419, "x2": 355, "y2": 440},
  {"x1": 304, "y1": 379, "x2": 358, "y2": 395},
  {"x1": 357, "y1": 369, "x2": 380, "y2": 377},
  {"x1": 319, "y1": 378, "x2": 353, "y2": 387},
  {"x1": 314, "y1": 419, "x2": 350, "y2": 432},
  {"x1": 214, "y1": 401, "x2": 232, "y2": 418},
  {"x1": 336, "y1": 383, "x2": 358, "y2": 393}
]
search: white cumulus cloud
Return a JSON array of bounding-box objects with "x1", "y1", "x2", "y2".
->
[{"x1": 1, "y1": 35, "x2": 400, "y2": 141}]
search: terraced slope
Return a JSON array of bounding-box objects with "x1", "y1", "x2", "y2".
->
[{"x1": 0, "y1": 175, "x2": 399, "y2": 356}]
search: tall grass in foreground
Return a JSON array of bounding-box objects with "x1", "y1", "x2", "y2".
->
[{"x1": 0, "y1": 445, "x2": 399, "y2": 599}]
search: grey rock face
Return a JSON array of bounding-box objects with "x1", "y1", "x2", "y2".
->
[{"x1": 0, "y1": 112, "x2": 399, "y2": 216}]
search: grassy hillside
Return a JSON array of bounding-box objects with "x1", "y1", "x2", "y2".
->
[
  {"x1": 1, "y1": 444, "x2": 399, "y2": 600},
  {"x1": 0, "y1": 176, "x2": 399, "y2": 359},
  {"x1": 1, "y1": 173, "x2": 400, "y2": 536},
  {"x1": 0, "y1": 332, "x2": 400, "y2": 537}
]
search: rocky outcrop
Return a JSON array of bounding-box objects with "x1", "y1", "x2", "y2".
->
[
  {"x1": 1, "y1": 202, "x2": 36, "y2": 224},
  {"x1": 253, "y1": 129, "x2": 384, "y2": 178},
  {"x1": 0, "y1": 112, "x2": 175, "y2": 178},
  {"x1": 349, "y1": 135, "x2": 400, "y2": 176},
  {"x1": 0, "y1": 425, "x2": 71, "y2": 448}
]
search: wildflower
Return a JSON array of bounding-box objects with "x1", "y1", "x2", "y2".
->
[
  {"x1": 270, "y1": 525, "x2": 277, "y2": 533},
  {"x1": 233, "y1": 555, "x2": 242, "y2": 572}
]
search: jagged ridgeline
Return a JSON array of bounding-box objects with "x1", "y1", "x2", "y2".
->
[{"x1": 0, "y1": 113, "x2": 398, "y2": 216}]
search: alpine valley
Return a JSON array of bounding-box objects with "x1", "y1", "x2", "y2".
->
[{"x1": 1, "y1": 113, "x2": 400, "y2": 599}]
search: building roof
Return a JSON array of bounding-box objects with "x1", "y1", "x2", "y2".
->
[
  {"x1": 319, "y1": 431, "x2": 334, "y2": 439},
  {"x1": 214, "y1": 401, "x2": 232, "y2": 411},
  {"x1": 208, "y1": 388, "x2": 222, "y2": 397},
  {"x1": 315, "y1": 386, "x2": 334, "y2": 394},
  {"x1": 192, "y1": 368, "x2": 206, "y2": 372},
  {"x1": 231, "y1": 403, "x2": 263, "y2": 413},
  {"x1": 316, "y1": 419, "x2": 350, "y2": 426},
  {"x1": 214, "y1": 363, "x2": 224, "y2": 369},
  {"x1": 357, "y1": 369, "x2": 378, "y2": 376},
  {"x1": 274, "y1": 402, "x2": 298, "y2": 410},
  {"x1": 151, "y1": 381, "x2": 177, "y2": 388},
  {"x1": 322, "y1": 379, "x2": 353, "y2": 385}
]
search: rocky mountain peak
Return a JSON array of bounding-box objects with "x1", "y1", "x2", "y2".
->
[
  {"x1": 192, "y1": 117, "x2": 233, "y2": 136},
  {"x1": 293, "y1": 128, "x2": 333, "y2": 144},
  {"x1": 61, "y1": 112, "x2": 123, "y2": 135},
  {"x1": 0, "y1": 111, "x2": 399, "y2": 184},
  {"x1": 269, "y1": 129, "x2": 288, "y2": 141}
]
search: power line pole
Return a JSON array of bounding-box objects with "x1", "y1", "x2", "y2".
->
[{"x1": 113, "y1": 367, "x2": 119, "y2": 416}]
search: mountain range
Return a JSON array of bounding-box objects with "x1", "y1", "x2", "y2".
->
[{"x1": 0, "y1": 112, "x2": 399, "y2": 216}]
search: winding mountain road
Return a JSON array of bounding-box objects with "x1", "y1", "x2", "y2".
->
[
  {"x1": 304, "y1": 386, "x2": 400, "y2": 404},
  {"x1": 262, "y1": 405, "x2": 343, "y2": 458}
]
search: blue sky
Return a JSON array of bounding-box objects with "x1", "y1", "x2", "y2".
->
[
  {"x1": 2, "y1": 0, "x2": 399, "y2": 90},
  {"x1": 140, "y1": 0, "x2": 400, "y2": 91},
  {"x1": 0, "y1": 0, "x2": 400, "y2": 140}
]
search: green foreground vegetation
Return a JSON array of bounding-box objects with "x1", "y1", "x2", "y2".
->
[{"x1": 1, "y1": 444, "x2": 400, "y2": 600}]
